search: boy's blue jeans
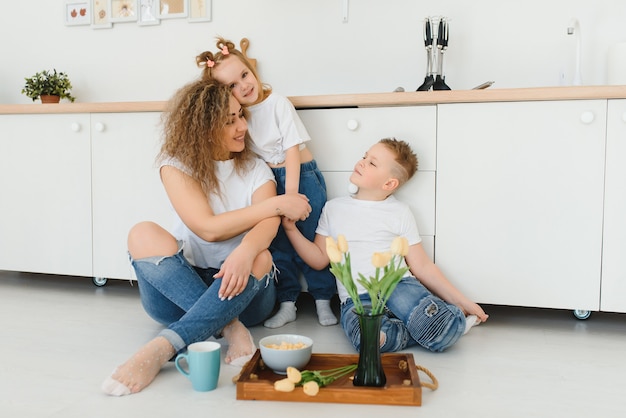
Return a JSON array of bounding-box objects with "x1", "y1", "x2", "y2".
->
[
  {"x1": 271, "y1": 160, "x2": 337, "y2": 302},
  {"x1": 340, "y1": 277, "x2": 466, "y2": 353},
  {"x1": 130, "y1": 246, "x2": 276, "y2": 354}
]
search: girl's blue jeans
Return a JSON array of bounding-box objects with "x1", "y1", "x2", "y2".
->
[
  {"x1": 271, "y1": 160, "x2": 337, "y2": 302},
  {"x1": 340, "y1": 277, "x2": 466, "y2": 353},
  {"x1": 130, "y1": 246, "x2": 276, "y2": 354}
]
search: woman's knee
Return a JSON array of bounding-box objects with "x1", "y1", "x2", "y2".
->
[
  {"x1": 128, "y1": 221, "x2": 178, "y2": 259},
  {"x1": 252, "y1": 249, "x2": 272, "y2": 280}
]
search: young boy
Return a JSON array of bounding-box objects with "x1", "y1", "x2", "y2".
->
[{"x1": 282, "y1": 138, "x2": 488, "y2": 352}]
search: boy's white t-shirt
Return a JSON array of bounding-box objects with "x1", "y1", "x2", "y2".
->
[
  {"x1": 316, "y1": 195, "x2": 422, "y2": 303},
  {"x1": 160, "y1": 156, "x2": 276, "y2": 269},
  {"x1": 246, "y1": 93, "x2": 311, "y2": 165}
]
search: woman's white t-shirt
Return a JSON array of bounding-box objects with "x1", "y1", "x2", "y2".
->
[{"x1": 160, "y1": 156, "x2": 276, "y2": 269}]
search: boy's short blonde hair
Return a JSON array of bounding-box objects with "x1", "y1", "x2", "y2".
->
[{"x1": 379, "y1": 138, "x2": 418, "y2": 186}]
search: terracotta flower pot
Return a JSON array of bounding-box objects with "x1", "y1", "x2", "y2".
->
[{"x1": 40, "y1": 95, "x2": 61, "y2": 104}]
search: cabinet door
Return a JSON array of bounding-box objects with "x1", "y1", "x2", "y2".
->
[
  {"x1": 0, "y1": 114, "x2": 92, "y2": 276},
  {"x1": 298, "y1": 106, "x2": 437, "y2": 258},
  {"x1": 91, "y1": 112, "x2": 171, "y2": 280},
  {"x1": 601, "y1": 100, "x2": 626, "y2": 313},
  {"x1": 436, "y1": 101, "x2": 606, "y2": 310}
]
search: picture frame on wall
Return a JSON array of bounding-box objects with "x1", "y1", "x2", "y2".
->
[
  {"x1": 65, "y1": 1, "x2": 91, "y2": 26},
  {"x1": 92, "y1": 0, "x2": 112, "y2": 29},
  {"x1": 109, "y1": 0, "x2": 138, "y2": 22},
  {"x1": 158, "y1": 0, "x2": 188, "y2": 19},
  {"x1": 138, "y1": 0, "x2": 160, "y2": 26},
  {"x1": 188, "y1": 0, "x2": 211, "y2": 23}
]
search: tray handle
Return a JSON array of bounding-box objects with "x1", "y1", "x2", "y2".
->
[{"x1": 416, "y1": 364, "x2": 438, "y2": 390}]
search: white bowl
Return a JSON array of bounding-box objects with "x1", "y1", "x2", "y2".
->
[{"x1": 259, "y1": 334, "x2": 313, "y2": 374}]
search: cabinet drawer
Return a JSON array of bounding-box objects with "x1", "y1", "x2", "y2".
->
[{"x1": 298, "y1": 106, "x2": 436, "y2": 171}]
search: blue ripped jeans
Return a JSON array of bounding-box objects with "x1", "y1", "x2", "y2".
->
[
  {"x1": 130, "y1": 247, "x2": 276, "y2": 354},
  {"x1": 340, "y1": 277, "x2": 466, "y2": 353}
]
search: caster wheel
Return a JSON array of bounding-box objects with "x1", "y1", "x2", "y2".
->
[
  {"x1": 573, "y1": 309, "x2": 591, "y2": 320},
  {"x1": 92, "y1": 277, "x2": 108, "y2": 287}
]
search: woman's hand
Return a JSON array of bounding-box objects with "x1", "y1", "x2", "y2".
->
[
  {"x1": 274, "y1": 193, "x2": 311, "y2": 221},
  {"x1": 213, "y1": 245, "x2": 255, "y2": 300}
]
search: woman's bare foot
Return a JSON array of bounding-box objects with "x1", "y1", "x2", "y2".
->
[
  {"x1": 101, "y1": 336, "x2": 176, "y2": 396},
  {"x1": 222, "y1": 319, "x2": 256, "y2": 366}
]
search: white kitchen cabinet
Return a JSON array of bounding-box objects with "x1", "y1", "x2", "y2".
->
[
  {"x1": 91, "y1": 112, "x2": 172, "y2": 281},
  {"x1": 436, "y1": 100, "x2": 606, "y2": 311},
  {"x1": 601, "y1": 100, "x2": 626, "y2": 313},
  {"x1": 298, "y1": 106, "x2": 437, "y2": 259},
  {"x1": 0, "y1": 114, "x2": 93, "y2": 277}
]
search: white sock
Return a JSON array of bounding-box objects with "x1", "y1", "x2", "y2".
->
[
  {"x1": 264, "y1": 301, "x2": 297, "y2": 329},
  {"x1": 315, "y1": 299, "x2": 338, "y2": 326},
  {"x1": 464, "y1": 314, "x2": 479, "y2": 335}
]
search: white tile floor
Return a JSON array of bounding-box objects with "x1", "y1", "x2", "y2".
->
[{"x1": 1, "y1": 270, "x2": 625, "y2": 418}]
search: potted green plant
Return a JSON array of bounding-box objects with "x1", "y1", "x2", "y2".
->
[{"x1": 21, "y1": 69, "x2": 76, "y2": 103}]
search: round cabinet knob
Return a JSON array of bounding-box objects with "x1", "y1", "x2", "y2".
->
[
  {"x1": 347, "y1": 119, "x2": 359, "y2": 131},
  {"x1": 70, "y1": 122, "x2": 81, "y2": 132},
  {"x1": 94, "y1": 122, "x2": 105, "y2": 132},
  {"x1": 580, "y1": 111, "x2": 594, "y2": 124}
]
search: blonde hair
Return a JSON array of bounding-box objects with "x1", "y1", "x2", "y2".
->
[
  {"x1": 196, "y1": 37, "x2": 272, "y2": 103},
  {"x1": 158, "y1": 78, "x2": 255, "y2": 197},
  {"x1": 379, "y1": 138, "x2": 418, "y2": 186}
]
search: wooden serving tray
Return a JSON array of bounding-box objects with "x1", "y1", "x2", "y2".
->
[{"x1": 236, "y1": 351, "x2": 422, "y2": 406}]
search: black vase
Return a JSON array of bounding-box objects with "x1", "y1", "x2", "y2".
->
[{"x1": 353, "y1": 307, "x2": 386, "y2": 387}]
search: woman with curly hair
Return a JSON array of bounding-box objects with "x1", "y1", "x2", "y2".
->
[{"x1": 101, "y1": 78, "x2": 312, "y2": 396}]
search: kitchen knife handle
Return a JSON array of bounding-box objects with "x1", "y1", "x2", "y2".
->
[{"x1": 424, "y1": 18, "x2": 432, "y2": 47}]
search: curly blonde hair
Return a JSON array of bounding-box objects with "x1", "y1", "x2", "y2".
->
[
  {"x1": 196, "y1": 37, "x2": 272, "y2": 102},
  {"x1": 379, "y1": 138, "x2": 418, "y2": 186},
  {"x1": 158, "y1": 78, "x2": 255, "y2": 197}
]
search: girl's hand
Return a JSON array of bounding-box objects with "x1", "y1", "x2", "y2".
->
[
  {"x1": 275, "y1": 193, "x2": 311, "y2": 221},
  {"x1": 213, "y1": 245, "x2": 255, "y2": 300}
]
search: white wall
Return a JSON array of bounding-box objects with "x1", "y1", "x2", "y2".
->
[{"x1": 2, "y1": 0, "x2": 626, "y2": 104}]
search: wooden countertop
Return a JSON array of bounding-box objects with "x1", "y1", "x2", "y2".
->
[{"x1": 2, "y1": 85, "x2": 626, "y2": 114}]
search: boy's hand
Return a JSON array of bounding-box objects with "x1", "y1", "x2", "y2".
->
[
  {"x1": 281, "y1": 216, "x2": 297, "y2": 231},
  {"x1": 276, "y1": 193, "x2": 311, "y2": 221}
]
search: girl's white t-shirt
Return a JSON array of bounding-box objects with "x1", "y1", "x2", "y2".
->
[{"x1": 246, "y1": 93, "x2": 311, "y2": 165}]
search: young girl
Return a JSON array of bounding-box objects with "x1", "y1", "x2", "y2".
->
[
  {"x1": 101, "y1": 79, "x2": 312, "y2": 396},
  {"x1": 196, "y1": 38, "x2": 338, "y2": 328}
]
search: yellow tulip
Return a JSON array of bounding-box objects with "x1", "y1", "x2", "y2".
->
[
  {"x1": 337, "y1": 234, "x2": 349, "y2": 253},
  {"x1": 327, "y1": 245, "x2": 343, "y2": 263},
  {"x1": 391, "y1": 236, "x2": 409, "y2": 256},
  {"x1": 371, "y1": 251, "x2": 392, "y2": 268},
  {"x1": 326, "y1": 236, "x2": 338, "y2": 252}
]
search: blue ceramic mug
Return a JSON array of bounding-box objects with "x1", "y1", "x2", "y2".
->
[{"x1": 175, "y1": 341, "x2": 221, "y2": 391}]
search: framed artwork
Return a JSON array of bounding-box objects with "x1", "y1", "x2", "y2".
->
[
  {"x1": 65, "y1": 1, "x2": 91, "y2": 26},
  {"x1": 138, "y1": 0, "x2": 160, "y2": 26},
  {"x1": 109, "y1": 0, "x2": 138, "y2": 22},
  {"x1": 158, "y1": 0, "x2": 187, "y2": 19},
  {"x1": 92, "y1": 0, "x2": 112, "y2": 28},
  {"x1": 188, "y1": 0, "x2": 211, "y2": 22}
]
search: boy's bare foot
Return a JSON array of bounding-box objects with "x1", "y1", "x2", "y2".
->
[
  {"x1": 223, "y1": 319, "x2": 256, "y2": 367},
  {"x1": 101, "y1": 336, "x2": 175, "y2": 396}
]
